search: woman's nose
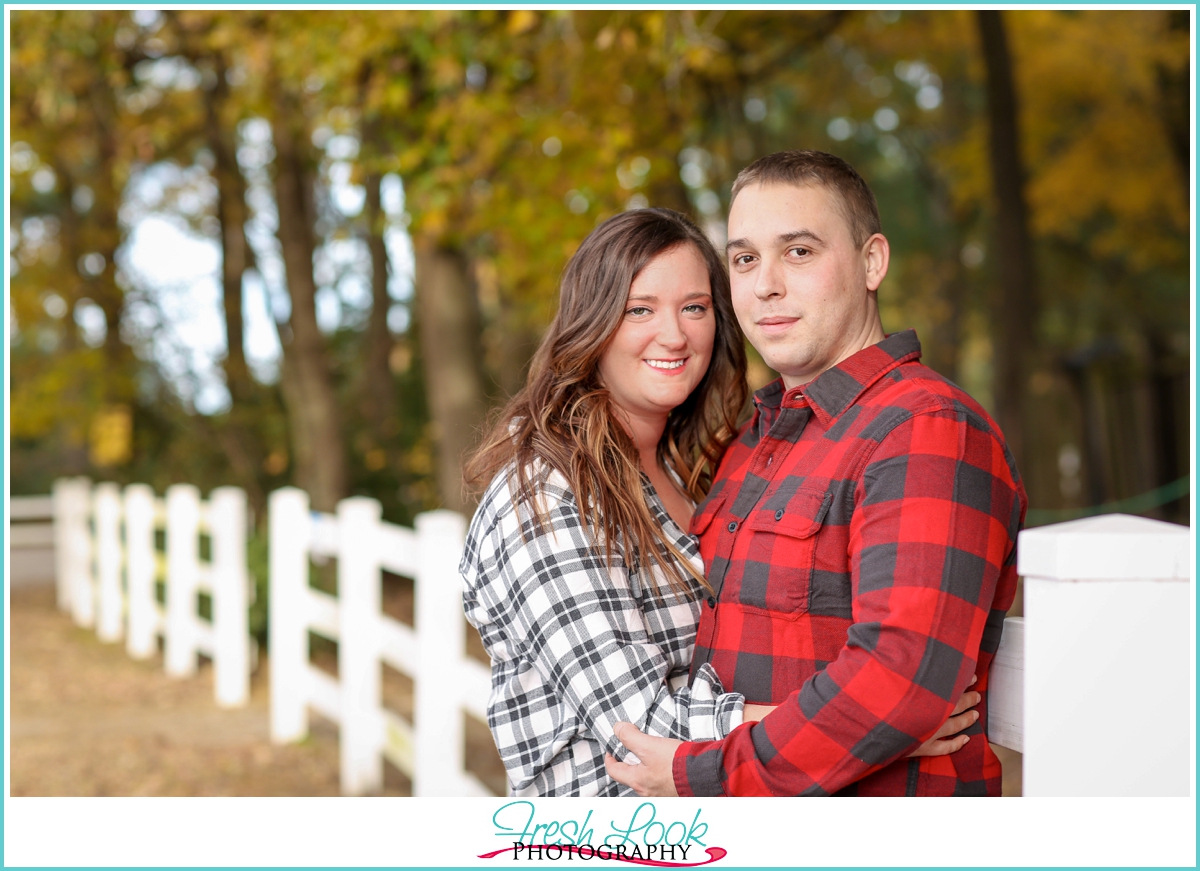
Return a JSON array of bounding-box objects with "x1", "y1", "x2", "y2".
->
[{"x1": 656, "y1": 314, "x2": 688, "y2": 348}]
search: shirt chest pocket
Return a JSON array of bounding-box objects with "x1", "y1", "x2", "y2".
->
[{"x1": 739, "y1": 487, "x2": 832, "y2": 614}]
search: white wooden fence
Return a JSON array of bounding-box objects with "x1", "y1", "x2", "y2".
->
[
  {"x1": 267, "y1": 487, "x2": 493, "y2": 796},
  {"x1": 1011, "y1": 512, "x2": 1191, "y2": 796},
  {"x1": 264, "y1": 489, "x2": 1189, "y2": 799},
  {"x1": 47, "y1": 477, "x2": 254, "y2": 708},
  {"x1": 19, "y1": 478, "x2": 1192, "y2": 797}
]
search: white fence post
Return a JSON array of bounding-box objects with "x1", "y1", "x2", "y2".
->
[
  {"x1": 93, "y1": 482, "x2": 124, "y2": 643},
  {"x1": 986, "y1": 617, "x2": 1023, "y2": 753},
  {"x1": 270, "y1": 487, "x2": 311, "y2": 743},
  {"x1": 52, "y1": 478, "x2": 84, "y2": 612},
  {"x1": 211, "y1": 486, "x2": 250, "y2": 708},
  {"x1": 338, "y1": 497, "x2": 384, "y2": 795},
  {"x1": 57, "y1": 477, "x2": 95, "y2": 627},
  {"x1": 413, "y1": 509, "x2": 470, "y2": 797},
  {"x1": 1017, "y1": 513, "x2": 1191, "y2": 796},
  {"x1": 165, "y1": 484, "x2": 201, "y2": 678},
  {"x1": 124, "y1": 484, "x2": 158, "y2": 660}
]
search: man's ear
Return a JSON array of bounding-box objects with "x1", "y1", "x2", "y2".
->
[{"x1": 863, "y1": 233, "x2": 890, "y2": 292}]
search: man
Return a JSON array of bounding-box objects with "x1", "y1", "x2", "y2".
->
[{"x1": 606, "y1": 150, "x2": 1025, "y2": 796}]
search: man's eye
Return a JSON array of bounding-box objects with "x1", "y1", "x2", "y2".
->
[
  {"x1": 787, "y1": 246, "x2": 811, "y2": 257},
  {"x1": 732, "y1": 254, "x2": 755, "y2": 266}
]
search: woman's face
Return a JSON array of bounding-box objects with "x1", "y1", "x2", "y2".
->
[{"x1": 598, "y1": 243, "x2": 716, "y2": 426}]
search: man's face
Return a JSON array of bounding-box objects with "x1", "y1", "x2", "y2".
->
[{"x1": 726, "y1": 182, "x2": 887, "y2": 389}]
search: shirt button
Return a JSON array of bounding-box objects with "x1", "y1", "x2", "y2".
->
[
  {"x1": 706, "y1": 596, "x2": 717, "y2": 608},
  {"x1": 727, "y1": 521, "x2": 738, "y2": 532},
  {"x1": 766, "y1": 455, "x2": 774, "y2": 466},
  {"x1": 775, "y1": 509, "x2": 784, "y2": 521}
]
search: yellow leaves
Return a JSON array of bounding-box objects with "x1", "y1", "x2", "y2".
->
[
  {"x1": 641, "y1": 13, "x2": 665, "y2": 42},
  {"x1": 89, "y1": 405, "x2": 133, "y2": 467},
  {"x1": 507, "y1": 10, "x2": 538, "y2": 36},
  {"x1": 10, "y1": 347, "x2": 105, "y2": 442},
  {"x1": 1011, "y1": 10, "x2": 1188, "y2": 271},
  {"x1": 396, "y1": 146, "x2": 425, "y2": 174},
  {"x1": 262, "y1": 450, "x2": 288, "y2": 476},
  {"x1": 431, "y1": 55, "x2": 463, "y2": 89}
]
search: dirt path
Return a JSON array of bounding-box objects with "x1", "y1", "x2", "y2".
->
[
  {"x1": 9, "y1": 584, "x2": 1014, "y2": 797},
  {"x1": 8, "y1": 584, "x2": 503, "y2": 796}
]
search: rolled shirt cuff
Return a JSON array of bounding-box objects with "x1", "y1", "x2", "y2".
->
[{"x1": 679, "y1": 661, "x2": 744, "y2": 741}]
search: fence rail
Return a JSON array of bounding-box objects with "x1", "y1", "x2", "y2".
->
[
  {"x1": 268, "y1": 488, "x2": 494, "y2": 796},
  {"x1": 10, "y1": 494, "x2": 57, "y2": 587}
]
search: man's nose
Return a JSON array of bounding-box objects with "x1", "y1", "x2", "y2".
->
[{"x1": 754, "y1": 258, "x2": 783, "y2": 300}]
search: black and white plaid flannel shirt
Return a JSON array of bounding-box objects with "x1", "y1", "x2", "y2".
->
[{"x1": 460, "y1": 462, "x2": 745, "y2": 796}]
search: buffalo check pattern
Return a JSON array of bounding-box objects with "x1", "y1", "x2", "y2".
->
[
  {"x1": 460, "y1": 463, "x2": 744, "y2": 797},
  {"x1": 676, "y1": 330, "x2": 1025, "y2": 796}
]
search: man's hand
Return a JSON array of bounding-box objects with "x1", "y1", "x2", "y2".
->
[
  {"x1": 908, "y1": 674, "x2": 980, "y2": 758},
  {"x1": 603, "y1": 722, "x2": 682, "y2": 796}
]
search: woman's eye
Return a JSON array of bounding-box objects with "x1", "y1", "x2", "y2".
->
[
  {"x1": 626, "y1": 306, "x2": 651, "y2": 317},
  {"x1": 683, "y1": 303, "x2": 708, "y2": 315}
]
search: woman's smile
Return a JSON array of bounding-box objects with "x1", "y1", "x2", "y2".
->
[{"x1": 645, "y1": 357, "x2": 688, "y2": 372}]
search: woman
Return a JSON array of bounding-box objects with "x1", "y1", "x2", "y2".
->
[{"x1": 459, "y1": 208, "x2": 973, "y2": 797}]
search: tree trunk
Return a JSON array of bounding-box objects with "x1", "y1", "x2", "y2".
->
[
  {"x1": 414, "y1": 244, "x2": 489, "y2": 513},
  {"x1": 1155, "y1": 10, "x2": 1190, "y2": 198},
  {"x1": 86, "y1": 66, "x2": 134, "y2": 405},
  {"x1": 1145, "y1": 329, "x2": 1185, "y2": 520},
  {"x1": 914, "y1": 158, "x2": 966, "y2": 383},
  {"x1": 207, "y1": 56, "x2": 255, "y2": 406},
  {"x1": 362, "y1": 173, "x2": 396, "y2": 438},
  {"x1": 977, "y1": 9, "x2": 1038, "y2": 472},
  {"x1": 270, "y1": 92, "x2": 347, "y2": 513}
]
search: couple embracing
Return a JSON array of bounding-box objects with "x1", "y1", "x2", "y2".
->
[{"x1": 459, "y1": 150, "x2": 1025, "y2": 798}]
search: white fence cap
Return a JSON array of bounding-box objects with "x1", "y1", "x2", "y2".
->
[{"x1": 1018, "y1": 513, "x2": 1191, "y2": 581}]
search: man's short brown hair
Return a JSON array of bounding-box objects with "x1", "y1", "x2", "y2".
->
[{"x1": 730, "y1": 150, "x2": 882, "y2": 248}]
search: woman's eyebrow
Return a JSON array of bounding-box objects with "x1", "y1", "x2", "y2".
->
[{"x1": 627, "y1": 291, "x2": 712, "y2": 302}]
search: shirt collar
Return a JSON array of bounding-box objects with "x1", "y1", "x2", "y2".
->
[{"x1": 752, "y1": 329, "x2": 923, "y2": 429}]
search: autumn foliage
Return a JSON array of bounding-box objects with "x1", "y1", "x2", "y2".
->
[{"x1": 9, "y1": 10, "x2": 1190, "y2": 525}]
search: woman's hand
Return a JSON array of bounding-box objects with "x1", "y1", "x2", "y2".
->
[{"x1": 908, "y1": 674, "x2": 980, "y2": 757}]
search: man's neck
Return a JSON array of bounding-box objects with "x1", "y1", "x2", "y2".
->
[{"x1": 782, "y1": 316, "x2": 886, "y2": 391}]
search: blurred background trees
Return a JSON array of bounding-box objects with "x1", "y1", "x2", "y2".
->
[{"x1": 10, "y1": 9, "x2": 1191, "y2": 527}]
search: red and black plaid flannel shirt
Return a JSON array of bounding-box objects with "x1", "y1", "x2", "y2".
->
[{"x1": 676, "y1": 330, "x2": 1025, "y2": 796}]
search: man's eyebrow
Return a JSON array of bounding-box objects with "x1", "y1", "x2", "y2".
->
[
  {"x1": 726, "y1": 229, "x2": 824, "y2": 253},
  {"x1": 778, "y1": 229, "x2": 824, "y2": 246}
]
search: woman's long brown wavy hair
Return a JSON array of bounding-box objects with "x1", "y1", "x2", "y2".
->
[{"x1": 465, "y1": 208, "x2": 748, "y2": 597}]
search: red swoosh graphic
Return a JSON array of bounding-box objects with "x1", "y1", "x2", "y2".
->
[{"x1": 478, "y1": 845, "x2": 727, "y2": 867}]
